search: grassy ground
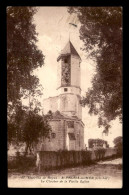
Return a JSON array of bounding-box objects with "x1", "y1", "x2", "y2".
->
[{"x1": 8, "y1": 158, "x2": 122, "y2": 188}]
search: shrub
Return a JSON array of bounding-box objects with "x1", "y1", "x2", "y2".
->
[
  {"x1": 8, "y1": 154, "x2": 36, "y2": 170},
  {"x1": 94, "y1": 148, "x2": 106, "y2": 160},
  {"x1": 113, "y1": 136, "x2": 122, "y2": 157},
  {"x1": 82, "y1": 150, "x2": 92, "y2": 164}
]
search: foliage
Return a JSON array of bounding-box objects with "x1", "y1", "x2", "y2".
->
[
  {"x1": 113, "y1": 136, "x2": 122, "y2": 146},
  {"x1": 113, "y1": 136, "x2": 122, "y2": 156},
  {"x1": 94, "y1": 148, "x2": 106, "y2": 160},
  {"x1": 88, "y1": 138, "x2": 108, "y2": 148},
  {"x1": 7, "y1": 7, "x2": 48, "y2": 153},
  {"x1": 7, "y1": 6, "x2": 44, "y2": 105},
  {"x1": 8, "y1": 101, "x2": 25, "y2": 143},
  {"x1": 23, "y1": 110, "x2": 51, "y2": 154},
  {"x1": 81, "y1": 150, "x2": 92, "y2": 164},
  {"x1": 8, "y1": 122, "x2": 16, "y2": 144},
  {"x1": 8, "y1": 103, "x2": 52, "y2": 154},
  {"x1": 68, "y1": 7, "x2": 122, "y2": 131},
  {"x1": 8, "y1": 155, "x2": 36, "y2": 170}
]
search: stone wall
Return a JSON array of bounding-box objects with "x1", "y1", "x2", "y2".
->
[
  {"x1": 90, "y1": 147, "x2": 117, "y2": 160},
  {"x1": 43, "y1": 96, "x2": 58, "y2": 115},
  {"x1": 66, "y1": 120, "x2": 84, "y2": 150},
  {"x1": 8, "y1": 118, "x2": 84, "y2": 154},
  {"x1": 59, "y1": 94, "x2": 82, "y2": 119},
  {"x1": 57, "y1": 86, "x2": 81, "y2": 96},
  {"x1": 8, "y1": 148, "x2": 118, "y2": 170},
  {"x1": 37, "y1": 148, "x2": 117, "y2": 170},
  {"x1": 43, "y1": 93, "x2": 82, "y2": 119},
  {"x1": 36, "y1": 118, "x2": 84, "y2": 151},
  {"x1": 74, "y1": 121, "x2": 84, "y2": 150},
  {"x1": 36, "y1": 119, "x2": 65, "y2": 151}
]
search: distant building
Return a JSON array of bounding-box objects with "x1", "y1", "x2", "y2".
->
[{"x1": 41, "y1": 40, "x2": 85, "y2": 151}]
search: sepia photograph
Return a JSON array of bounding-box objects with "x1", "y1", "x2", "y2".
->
[{"x1": 7, "y1": 6, "x2": 122, "y2": 188}]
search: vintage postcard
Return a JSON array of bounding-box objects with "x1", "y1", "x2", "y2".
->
[{"x1": 7, "y1": 6, "x2": 122, "y2": 188}]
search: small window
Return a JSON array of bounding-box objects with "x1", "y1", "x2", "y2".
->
[
  {"x1": 67, "y1": 121, "x2": 74, "y2": 128},
  {"x1": 68, "y1": 133, "x2": 76, "y2": 140},
  {"x1": 51, "y1": 133, "x2": 56, "y2": 139},
  {"x1": 64, "y1": 59, "x2": 68, "y2": 63},
  {"x1": 64, "y1": 88, "x2": 68, "y2": 92}
]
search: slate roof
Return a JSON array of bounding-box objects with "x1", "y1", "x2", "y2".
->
[{"x1": 57, "y1": 41, "x2": 81, "y2": 61}]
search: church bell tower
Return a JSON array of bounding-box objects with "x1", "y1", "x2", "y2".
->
[{"x1": 57, "y1": 41, "x2": 82, "y2": 119}]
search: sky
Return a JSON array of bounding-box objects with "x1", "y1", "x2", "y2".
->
[{"x1": 31, "y1": 7, "x2": 122, "y2": 147}]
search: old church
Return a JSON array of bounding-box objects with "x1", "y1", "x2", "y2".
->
[{"x1": 40, "y1": 40, "x2": 85, "y2": 151}]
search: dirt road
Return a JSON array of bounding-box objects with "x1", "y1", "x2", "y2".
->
[{"x1": 8, "y1": 158, "x2": 122, "y2": 188}]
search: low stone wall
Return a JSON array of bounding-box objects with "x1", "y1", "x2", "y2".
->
[
  {"x1": 8, "y1": 148, "x2": 117, "y2": 170},
  {"x1": 104, "y1": 148, "x2": 117, "y2": 157},
  {"x1": 91, "y1": 148, "x2": 117, "y2": 161},
  {"x1": 37, "y1": 148, "x2": 117, "y2": 170},
  {"x1": 37, "y1": 151, "x2": 91, "y2": 169}
]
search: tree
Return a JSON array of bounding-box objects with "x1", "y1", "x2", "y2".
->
[
  {"x1": 23, "y1": 110, "x2": 51, "y2": 154},
  {"x1": 88, "y1": 139, "x2": 94, "y2": 148},
  {"x1": 88, "y1": 138, "x2": 108, "y2": 148},
  {"x1": 68, "y1": 7, "x2": 122, "y2": 132},
  {"x1": 7, "y1": 6, "x2": 44, "y2": 105},
  {"x1": 113, "y1": 136, "x2": 122, "y2": 156},
  {"x1": 7, "y1": 7, "x2": 47, "y2": 149},
  {"x1": 8, "y1": 101, "x2": 24, "y2": 144},
  {"x1": 113, "y1": 136, "x2": 122, "y2": 146},
  {"x1": 8, "y1": 103, "x2": 52, "y2": 154}
]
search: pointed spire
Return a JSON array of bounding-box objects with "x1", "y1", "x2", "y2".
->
[{"x1": 57, "y1": 40, "x2": 81, "y2": 62}]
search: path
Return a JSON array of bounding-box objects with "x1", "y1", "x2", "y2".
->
[{"x1": 8, "y1": 158, "x2": 122, "y2": 188}]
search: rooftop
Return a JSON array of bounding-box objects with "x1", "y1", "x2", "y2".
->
[
  {"x1": 46, "y1": 111, "x2": 85, "y2": 126},
  {"x1": 57, "y1": 40, "x2": 81, "y2": 61}
]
